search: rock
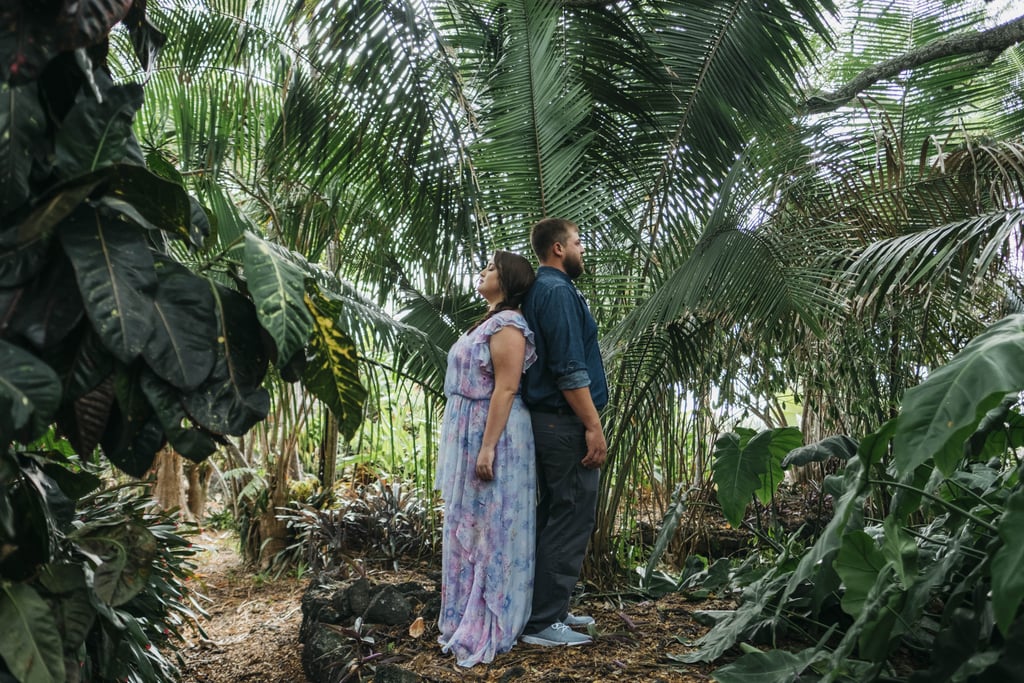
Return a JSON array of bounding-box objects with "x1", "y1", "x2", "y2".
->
[
  {"x1": 373, "y1": 663, "x2": 421, "y2": 682},
  {"x1": 365, "y1": 585, "x2": 412, "y2": 625}
]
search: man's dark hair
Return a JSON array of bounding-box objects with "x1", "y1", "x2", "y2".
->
[{"x1": 530, "y1": 217, "x2": 578, "y2": 261}]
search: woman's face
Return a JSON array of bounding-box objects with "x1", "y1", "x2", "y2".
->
[{"x1": 476, "y1": 259, "x2": 503, "y2": 306}]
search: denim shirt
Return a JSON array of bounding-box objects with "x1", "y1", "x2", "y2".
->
[{"x1": 522, "y1": 266, "x2": 608, "y2": 412}]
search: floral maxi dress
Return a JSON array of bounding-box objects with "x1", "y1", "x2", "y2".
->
[{"x1": 435, "y1": 310, "x2": 538, "y2": 667}]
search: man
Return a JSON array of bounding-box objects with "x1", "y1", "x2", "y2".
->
[{"x1": 519, "y1": 217, "x2": 608, "y2": 647}]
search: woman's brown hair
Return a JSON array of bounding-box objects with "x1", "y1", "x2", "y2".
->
[{"x1": 469, "y1": 250, "x2": 535, "y2": 330}]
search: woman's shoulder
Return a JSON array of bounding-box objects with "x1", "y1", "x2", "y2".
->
[{"x1": 481, "y1": 309, "x2": 532, "y2": 337}]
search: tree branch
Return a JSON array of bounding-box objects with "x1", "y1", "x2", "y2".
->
[{"x1": 802, "y1": 14, "x2": 1024, "y2": 114}]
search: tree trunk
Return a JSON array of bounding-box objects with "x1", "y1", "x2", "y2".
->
[
  {"x1": 150, "y1": 446, "x2": 193, "y2": 522},
  {"x1": 186, "y1": 461, "x2": 213, "y2": 525}
]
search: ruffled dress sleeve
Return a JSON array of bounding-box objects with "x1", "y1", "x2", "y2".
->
[{"x1": 471, "y1": 309, "x2": 537, "y2": 379}]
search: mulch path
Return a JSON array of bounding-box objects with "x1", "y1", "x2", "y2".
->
[{"x1": 178, "y1": 531, "x2": 729, "y2": 682}]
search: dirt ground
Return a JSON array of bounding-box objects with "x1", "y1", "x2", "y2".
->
[{"x1": 177, "y1": 531, "x2": 726, "y2": 682}]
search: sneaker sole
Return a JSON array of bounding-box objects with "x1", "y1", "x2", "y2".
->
[{"x1": 520, "y1": 635, "x2": 592, "y2": 647}]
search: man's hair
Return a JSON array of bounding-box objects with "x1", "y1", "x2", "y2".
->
[{"x1": 530, "y1": 217, "x2": 578, "y2": 261}]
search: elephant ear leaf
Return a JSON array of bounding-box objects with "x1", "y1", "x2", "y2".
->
[
  {"x1": 0, "y1": 582, "x2": 66, "y2": 683},
  {"x1": 992, "y1": 488, "x2": 1024, "y2": 636},
  {"x1": 0, "y1": 340, "x2": 62, "y2": 446},
  {"x1": 243, "y1": 233, "x2": 313, "y2": 365},
  {"x1": 303, "y1": 288, "x2": 366, "y2": 441},
  {"x1": 59, "y1": 207, "x2": 157, "y2": 364},
  {"x1": 894, "y1": 314, "x2": 1024, "y2": 477},
  {"x1": 712, "y1": 432, "x2": 766, "y2": 528}
]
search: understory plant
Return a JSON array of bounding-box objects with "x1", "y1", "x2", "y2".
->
[
  {"x1": 279, "y1": 476, "x2": 440, "y2": 575},
  {"x1": 681, "y1": 313, "x2": 1024, "y2": 682},
  {"x1": 1, "y1": 459, "x2": 204, "y2": 683},
  {"x1": 1, "y1": 2, "x2": 365, "y2": 681}
]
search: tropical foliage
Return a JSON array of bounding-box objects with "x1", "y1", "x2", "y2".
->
[
  {"x1": 0, "y1": 1, "x2": 366, "y2": 679},
  {"x1": 3, "y1": 0, "x2": 1024, "y2": 678}
]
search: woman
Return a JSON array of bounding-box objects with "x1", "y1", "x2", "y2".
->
[{"x1": 435, "y1": 250, "x2": 537, "y2": 667}]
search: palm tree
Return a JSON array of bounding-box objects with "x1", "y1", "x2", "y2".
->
[{"x1": 111, "y1": 0, "x2": 1024, "y2": 576}]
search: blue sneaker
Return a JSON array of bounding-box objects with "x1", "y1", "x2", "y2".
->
[
  {"x1": 521, "y1": 622, "x2": 592, "y2": 646},
  {"x1": 563, "y1": 612, "x2": 595, "y2": 627}
]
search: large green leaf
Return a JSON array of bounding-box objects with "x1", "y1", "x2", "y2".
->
[
  {"x1": 749, "y1": 427, "x2": 802, "y2": 505},
  {"x1": 39, "y1": 563, "x2": 97, "y2": 650},
  {"x1": 894, "y1": 314, "x2": 1024, "y2": 477},
  {"x1": 0, "y1": 82, "x2": 45, "y2": 215},
  {"x1": 141, "y1": 370, "x2": 218, "y2": 462},
  {"x1": 182, "y1": 284, "x2": 269, "y2": 435},
  {"x1": 711, "y1": 645, "x2": 820, "y2": 683},
  {"x1": 243, "y1": 233, "x2": 313, "y2": 365},
  {"x1": 95, "y1": 164, "x2": 206, "y2": 246},
  {"x1": 302, "y1": 288, "x2": 366, "y2": 441},
  {"x1": 6, "y1": 251, "x2": 84, "y2": 349},
  {"x1": 0, "y1": 340, "x2": 61, "y2": 445},
  {"x1": 712, "y1": 432, "x2": 767, "y2": 528},
  {"x1": 992, "y1": 487, "x2": 1024, "y2": 636},
  {"x1": 143, "y1": 264, "x2": 216, "y2": 390},
  {"x1": 76, "y1": 521, "x2": 157, "y2": 607},
  {"x1": 834, "y1": 530, "x2": 888, "y2": 618},
  {"x1": 59, "y1": 207, "x2": 157, "y2": 364},
  {"x1": 0, "y1": 582, "x2": 66, "y2": 683},
  {"x1": 99, "y1": 368, "x2": 163, "y2": 477},
  {"x1": 54, "y1": 80, "x2": 145, "y2": 176}
]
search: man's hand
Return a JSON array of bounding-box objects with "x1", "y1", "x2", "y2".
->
[{"x1": 581, "y1": 427, "x2": 607, "y2": 469}]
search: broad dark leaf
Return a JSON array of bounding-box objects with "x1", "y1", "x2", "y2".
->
[
  {"x1": 55, "y1": 81, "x2": 144, "y2": 176},
  {"x1": 182, "y1": 284, "x2": 270, "y2": 435},
  {"x1": 140, "y1": 370, "x2": 217, "y2": 462},
  {"x1": 95, "y1": 164, "x2": 204, "y2": 246},
  {"x1": 46, "y1": 326, "x2": 115, "y2": 403},
  {"x1": 0, "y1": 0, "x2": 132, "y2": 83},
  {"x1": 69, "y1": 374, "x2": 116, "y2": 458},
  {"x1": 60, "y1": 0, "x2": 135, "y2": 52},
  {"x1": 303, "y1": 288, "x2": 366, "y2": 441},
  {"x1": 59, "y1": 206, "x2": 156, "y2": 363},
  {"x1": 0, "y1": 4, "x2": 61, "y2": 84},
  {"x1": 99, "y1": 367, "x2": 162, "y2": 476},
  {"x1": 39, "y1": 563, "x2": 97, "y2": 650},
  {"x1": 122, "y1": 0, "x2": 166, "y2": 74},
  {"x1": 144, "y1": 264, "x2": 216, "y2": 390},
  {"x1": 0, "y1": 340, "x2": 62, "y2": 445},
  {"x1": 7, "y1": 249, "x2": 84, "y2": 349},
  {"x1": 0, "y1": 228, "x2": 50, "y2": 288},
  {"x1": 0, "y1": 583, "x2": 66, "y2": 683},
  {"x1": 0, "y1": 81, "x2": 45, "y2": 215},
  {"x1": 39, "y1": 458, "x2": 101, "y2": 501}
]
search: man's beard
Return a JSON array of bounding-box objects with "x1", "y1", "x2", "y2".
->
[{"x1": 565, "y1": 255, "x2": 584, "y2": 280}]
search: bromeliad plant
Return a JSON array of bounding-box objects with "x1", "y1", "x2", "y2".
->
[
  {"x1": 1, "y1": 1, "x2": 366, "y2": 681},
  {"x1": 680, "y1": 314, "x2": 1024, "y2": 682}
]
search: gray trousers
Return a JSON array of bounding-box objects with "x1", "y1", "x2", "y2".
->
[{"x1": 524, "y1": 412, "x2": 600, "y2": 634}]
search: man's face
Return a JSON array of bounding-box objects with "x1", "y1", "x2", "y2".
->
[{"x1": 560, "y1": 229, "x2": 585, "y2": 280}]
